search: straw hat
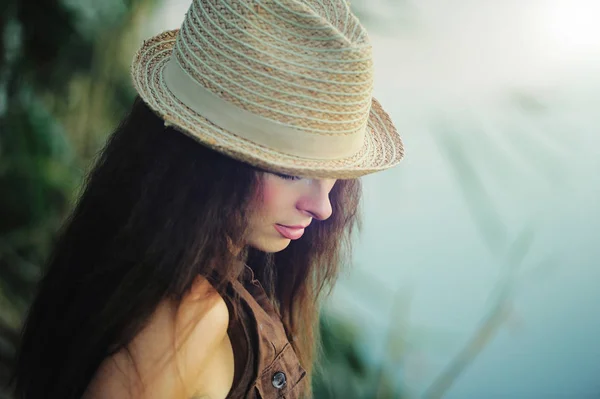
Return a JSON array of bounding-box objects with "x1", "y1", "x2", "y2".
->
[{"x1": 131, "y1": 0, "x2": 404, "y2": 179}]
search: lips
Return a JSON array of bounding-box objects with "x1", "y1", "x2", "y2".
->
[{"x1": 274, "y1": 224, "x2": 306, "y2": 240}]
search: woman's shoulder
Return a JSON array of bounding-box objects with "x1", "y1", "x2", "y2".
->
[
  {"x1": 174, "y1": 274, "x2": 232, "y2": 377},
  {"x1": 84, "y1": 275, "x2": 232, "y2": 398},
  {"x1": 176, "y1": 274, "x2": 231, "y2": 341}
]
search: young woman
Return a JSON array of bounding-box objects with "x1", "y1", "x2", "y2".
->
[{"x1": 12, "y1": 0, "x2": 404, "y2": 398}]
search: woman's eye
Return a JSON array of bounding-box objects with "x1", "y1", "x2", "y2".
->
[{"x1": 274, "y1": 173, "x2": 301, "y2": 181}]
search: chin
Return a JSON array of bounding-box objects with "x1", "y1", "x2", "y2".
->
[{"x1": 249, "y1": 238, "x2": 291, "y2": 253}]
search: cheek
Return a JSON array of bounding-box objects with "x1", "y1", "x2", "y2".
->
[
  {"x1": 263, "y1": 181, "x2": 289, "y2": 219},
  {"x1": 261, "y1": 180, "x2": 279, "y2": 206},
  {"x1": 252, "y1": 176, "x2": 284, "y2": 220}
]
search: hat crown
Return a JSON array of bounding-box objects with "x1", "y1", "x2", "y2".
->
[{"x1": 171, "y1": 0, "x2": 374, "y2": 137}]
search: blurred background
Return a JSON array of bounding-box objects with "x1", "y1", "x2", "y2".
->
[{"x1": 1, "y1": 0, "x2": 599, "y2": 397}]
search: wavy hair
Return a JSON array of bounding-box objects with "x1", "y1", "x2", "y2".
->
[{"x1": 11, "y1": 97, "x2": 362, "y2": 398}]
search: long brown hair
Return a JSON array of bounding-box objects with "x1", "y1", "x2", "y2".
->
[{"x1": 11, "y1": 96, "x2": 362, "y2": 398}]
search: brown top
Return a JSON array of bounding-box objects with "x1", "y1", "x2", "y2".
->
[{"x1": 224, "y1": 266, "x2": 307, "y2": 399}]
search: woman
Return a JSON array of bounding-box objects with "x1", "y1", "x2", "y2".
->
[{"x1": 12, "y1": 0, "x2": 404, "y2": 398}]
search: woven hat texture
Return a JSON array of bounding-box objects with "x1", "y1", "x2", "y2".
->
[{"x1": 131, "y1": 0, "x2": 404, "y2": 178}]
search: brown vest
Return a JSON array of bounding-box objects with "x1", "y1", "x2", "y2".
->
[{"x1": 225, "y1": 265, "x2": 307, "y2": 398}]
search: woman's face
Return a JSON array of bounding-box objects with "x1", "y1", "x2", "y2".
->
[{"x1": 246, "y1": 172, "x2": 337, "y2": 253}]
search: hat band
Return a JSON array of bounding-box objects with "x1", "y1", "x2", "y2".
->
[{"x1": 163, "y1": 57, "x2": 365, "y2": 160}]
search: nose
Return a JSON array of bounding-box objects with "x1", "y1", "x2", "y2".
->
[{"x1": 297, "y1": 179, "x2": 335, "y2": 221}]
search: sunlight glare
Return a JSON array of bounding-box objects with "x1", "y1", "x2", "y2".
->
[{"x1": 538, "y1": 1, "x2": 600, "y2": 58}]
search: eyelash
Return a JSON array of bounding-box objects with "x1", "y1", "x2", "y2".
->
[{"x1": 274, "y1": 173, "x2": 301, "y2": 181}]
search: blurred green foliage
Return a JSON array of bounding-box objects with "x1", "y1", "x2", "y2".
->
[
  {"x1": 314, "y1": 312, "x2": 405, "y2": 398},
  {"x1": 0, "y1": 0, "x2": 154, "y2": 394}
]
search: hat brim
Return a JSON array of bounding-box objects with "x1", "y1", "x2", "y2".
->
[{"x1": 131, "y1": 30, "x2": 404, "y2": 179}]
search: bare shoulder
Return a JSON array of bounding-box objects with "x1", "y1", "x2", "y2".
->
[
  {"x1": 174, "y1": 274, "x2": 231, "y2": 378},
  {"x1": 176, "y1": 274, "x2": 230, "y2": 337},
  {"x1": 84, "y1": 275, "x2": 231, "y2": 398}
]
